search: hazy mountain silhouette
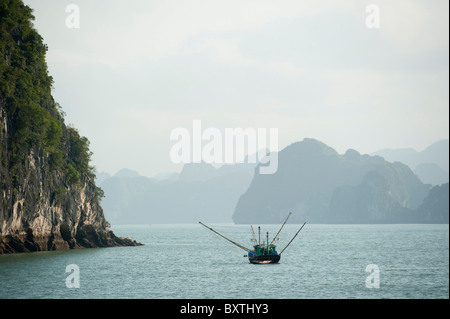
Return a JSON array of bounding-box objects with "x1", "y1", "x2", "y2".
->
[
  {"x1": 152, "y1": 171, "x2": 180, "y2": 182},
  {"x1": 413, "y1": 163, "x2": 449, "y2": 186},
  {"x1": 233, "y1": 138, "x2": 432, "y2": 224},
  {"x1": 95, "y1": 171, "x2": 111, "y2": 185},
  {"x1": 414, "y1": 183, "x2": 449, "y2": 223},
  {"x1": 372, "y1": 140, "x2": 449, "y2": 186},
  {"x1": 372, "y1": 140, "x2": 449, "y2": 169},
  {"x1": 114, "y1": 168, "x2": 141, "y2": 178},
  {"x1": 97, "y1": 139, "x2": 447, "y2": 225},
  {"x1": 99, "y1": 162, "x2": 256, "y2": 224}
]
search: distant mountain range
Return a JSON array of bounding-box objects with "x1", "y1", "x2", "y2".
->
[
  {"x1": 97, "y1": 138, "x2": 449, "y2": 224},
  {"x1": 98, "y1": 162, "x2": 256, "y2": 224},
  {"x1": 372, "y1": 139, "x2": 449, "y2": 186},
  {"x1": 415, "y1": 183, "x2": 449, "y2": 223},
  {"x1": 233, "y1": 138, "x2": 436, "y2": 224}
]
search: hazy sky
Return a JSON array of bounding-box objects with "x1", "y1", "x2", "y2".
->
[{"x1": 24, "y1": 0, "x2": 449, "y2": 177}]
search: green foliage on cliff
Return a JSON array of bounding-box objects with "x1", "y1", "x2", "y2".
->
[
  {"x1": 0, "y1": 0, "x2": 101, "y2": 196},
  {"x1": 0, "y1": 1, "x2": 55, "y2": 153},
  {"x1": 67, "y1": 126, "x2": 93, "y2": 175}
]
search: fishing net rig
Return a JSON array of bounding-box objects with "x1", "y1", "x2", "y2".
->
[{"x1": 199, "y1": 212, "x2": 306, "y2": 256}]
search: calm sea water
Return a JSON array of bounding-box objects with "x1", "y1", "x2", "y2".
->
[{"x1": 0, "y1": 224, "x2": 448, "y2": 299}]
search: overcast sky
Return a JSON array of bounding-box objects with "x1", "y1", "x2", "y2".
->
[{"x1": 24, "y1": 0, "x2": 449, "y2": 177}]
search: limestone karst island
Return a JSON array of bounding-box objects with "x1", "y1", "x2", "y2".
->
[{"x1": 0, "y1": 0, "x2": 141, "y2": 253}]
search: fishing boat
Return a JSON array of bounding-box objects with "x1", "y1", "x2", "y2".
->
[{"x1": 199, "y1": 212, "x2": 306, "y2": 264}]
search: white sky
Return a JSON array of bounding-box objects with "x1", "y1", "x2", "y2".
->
[{"x1": 24, "y1": 0, "x2": 449, "y2": 177}]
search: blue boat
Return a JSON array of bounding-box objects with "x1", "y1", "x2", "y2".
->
[{"x1": 199, "y1": 213, "x2": 306, "y2": 264}]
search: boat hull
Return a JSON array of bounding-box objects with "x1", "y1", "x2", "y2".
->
[{"x1": 248, "y1": 254, "x2": 280, "y2": 264}]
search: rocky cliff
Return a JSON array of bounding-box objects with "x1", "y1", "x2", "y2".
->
[{"x1": 0, "y1": 0, "x2": 140, "y2": 253}]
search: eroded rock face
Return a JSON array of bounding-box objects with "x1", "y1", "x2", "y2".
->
[{"x1": 0, "y1": 147, "x2": 141, "y2": 254}]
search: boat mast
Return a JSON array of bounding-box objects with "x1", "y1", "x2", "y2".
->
[
  {"x1": 270, "y1": 212, "x2": 292, "y2": 246},
  {"x1": 279, "y1": 222, "x2": 306, "y2": 255},
  {"x1": 258, "y1": 226, "x2": 261, "y2": 246},
  {"x1": 199, "y1": 222, "x2": 251, "y2": 253}
]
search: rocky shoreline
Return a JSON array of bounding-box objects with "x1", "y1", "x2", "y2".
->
[{"x1": 0, "y1": 227, "x2": 141, "y2": 254}]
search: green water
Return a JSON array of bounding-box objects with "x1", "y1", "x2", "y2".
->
[{"x1": 0, "y1": 224, "x2": 448, "y2": 299}]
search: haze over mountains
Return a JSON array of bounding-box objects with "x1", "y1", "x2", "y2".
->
[
  {"x1": 98, "y1": 162, "x2": 256, "y2": 224},
  {"x1": 97, "y1": 138, "x2": 449, "y2": 224},
  {"x1": 372, "y1": 140, "x2": 449, "y2": 186},
  {"x1": 233, "y1": 139, "x2": 445, "y2": 224}
]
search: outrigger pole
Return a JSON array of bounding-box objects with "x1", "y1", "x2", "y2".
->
[
  {"x1": 199, "y1": 222, "x2": 251, "y2": 253},
  {"x1": 279, "y1": 222, "x2": 306, "y2": 255},
  {"x1": 270, "y1": 212, "x2": 292, "y2": 246}
]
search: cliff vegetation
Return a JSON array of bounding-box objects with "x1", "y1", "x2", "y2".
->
[{"x1": 0, "y1": 0, "x2": 140, "y2": 253}]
